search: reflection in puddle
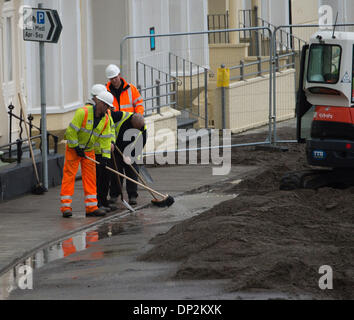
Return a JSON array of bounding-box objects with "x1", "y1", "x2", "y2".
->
[
  {"x1": 0, "y1": 213, "x2": 142, "y2": 299},
  {"x1": 0, "y1": 192, "x2": 237, "y2": 299}
]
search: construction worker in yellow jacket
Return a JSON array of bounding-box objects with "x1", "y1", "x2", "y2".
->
[
  {"x1": 60, "y1": 90, "x2": 115, "y2": 218},
  {"x1": 109, "y1": 111, "x2": 147, "y2": 205}
]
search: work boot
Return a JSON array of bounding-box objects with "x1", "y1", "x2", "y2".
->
[
  {"x1": 86, "y1": 208, "x2": 106, "y2": 217},
  {"x1": 62, "y1": 210, "x2": 72, "y2": 218},
  {"x1": 128, "y1": 196, "x2": 137, "y2": 206},
  {"x1": 108, "y1": 203, "x2": 118, "y2": 211},
  {"x1": 98, "y1": 205, "x2": 111, "y2": 213}
]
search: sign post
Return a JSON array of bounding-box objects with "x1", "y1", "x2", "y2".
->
[{"x1": 23, "y1": 4, "x2": 62, "y2": 191}]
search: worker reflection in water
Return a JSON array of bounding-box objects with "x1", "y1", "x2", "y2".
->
[{"x1": 60, "y1": 91, "x2": 116, "y2": 218}]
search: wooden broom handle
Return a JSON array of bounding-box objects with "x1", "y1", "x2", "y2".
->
[
  {"x1": 18, "y1": 93, "x2": 41, "y2": 183},
  {"x1": 114, "y1": 145, "x2": 157, "y2": 200},
  {"x1": 85, "y1": 155, "x2": 167, "y2": 199}
]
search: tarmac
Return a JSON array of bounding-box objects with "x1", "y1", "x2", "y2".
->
[{"x1": 0, "y1": 162, "x2": 256, "y2": 278}]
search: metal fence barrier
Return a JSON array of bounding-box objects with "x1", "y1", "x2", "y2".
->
[
  {"x1": 229, "y1": 51, "x2": 295, "y2": 81},
  {"x1": 168, "y1": 52, "x2": 209, "y2": 126},
  {"x1": 239, "y1": 8, "x2": 306, "y2": 55},
  {"x1": 120, "y1": 26, "x2": 273, "y2": 136}
]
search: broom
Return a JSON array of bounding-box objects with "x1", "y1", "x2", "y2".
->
[
  {"x1": 18, "y1": 93, "x2": 46, "y2": 195},
  {"x1": 85, "y1": 155, "x2": 174, "y2": 208}
]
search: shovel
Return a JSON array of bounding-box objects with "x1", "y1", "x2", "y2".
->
[
  {"x1": 18, "y1": 93, "x2": 46, "y2": 195},
  {"x1": 86, "y1": 156, "x2": 174, "y2": 208},
  {"x1": 133, "y1": 163, "x2": 153, "y2": 184},
  {"x1": 111, "y1": 151, "x2": 135, "y2": 212},
  {"x1": 114, "y1": 145, "x2": 158, "y2": 202}
]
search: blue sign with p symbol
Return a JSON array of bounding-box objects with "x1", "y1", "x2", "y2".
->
[{"x1": 37, "y1": 11, "x2": 45, "y2": 24}]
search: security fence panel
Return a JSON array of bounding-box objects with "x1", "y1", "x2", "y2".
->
[{"x1": 120, "y1": 27, "x2": 277, "y2": 158}]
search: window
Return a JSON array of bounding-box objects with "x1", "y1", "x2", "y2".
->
[
  {"x1": 150, "y1": 27, "x2": 155, "y2": 51},
  {"x1": 307, "y1": 44, "x2": 341, "y2": 84},
  {"x1": 6, "y1": 16, "x2": 13, "y2": 82}
]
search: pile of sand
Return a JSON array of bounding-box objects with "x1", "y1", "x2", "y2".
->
[{"x1": 139, "y1": 127, "x2": 354, "y2": 299}]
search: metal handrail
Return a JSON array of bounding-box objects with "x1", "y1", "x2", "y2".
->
[
  {"x1": 136, "y1": 60, "x2": 179, "y2": 116},
  {"x1": 0, "y1": 134, "x2": 58, "y2": 164},
  {"x1": 1, "y1": 103, "x2": 59, "y2": 164},
  {"x1": 229, "y1": 51, "x2": 296, "y2": 81},
  {"x1": 239, "y1": 9, "x2": 306, "y2": 53}
]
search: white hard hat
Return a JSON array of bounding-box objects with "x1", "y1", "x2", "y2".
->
[
  {"x1": 97, "y1": 91, "x2": 114, "y2": 108},
  {"x1": 105, "y1": 64, "x2": 120, "y2": 79},
  {"x1": 91, "y1": 84, "x2": 107, "y2": 97}
]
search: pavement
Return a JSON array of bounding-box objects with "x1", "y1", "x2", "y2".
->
[
  {"x1": 0, "y1": 163, "x2": 256, "y2": 277},
  {"x1": 0, "y1": 119, "x2": 296, "y2": 299}
]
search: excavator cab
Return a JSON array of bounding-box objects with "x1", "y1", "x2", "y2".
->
[
  {"x1": 297, "y1": 31, "x2": 354, "y2": 168},
  {"x1": 281, "y1": 31, "x2": 354, "y2": 190}
]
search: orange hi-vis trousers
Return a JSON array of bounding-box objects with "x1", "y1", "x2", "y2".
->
[{"x1": 60, "y1": 145, "x2": 98, "y2": 214}]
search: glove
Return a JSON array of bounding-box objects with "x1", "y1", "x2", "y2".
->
[
  {"x1": 123, "y1": 155, "x2": 132, "y2": 165},
  {"x1": 74, "y1": 146, "x2": 85, "y2": 158}
]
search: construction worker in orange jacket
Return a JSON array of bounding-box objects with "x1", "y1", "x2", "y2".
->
[
  {"x1": 105, "y1": 64, "x2": 144, "y2": 115},
  {"x1": 60, "y1": 90, "x2": 115, "y2": 218}
]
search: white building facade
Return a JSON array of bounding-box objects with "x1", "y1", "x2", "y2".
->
[
  {"x1": 0, "y1": 0, "x2": 208, "y2": 146},
  {"x1": 1, "y1": 0, "x2": 354, "y2": 147}
]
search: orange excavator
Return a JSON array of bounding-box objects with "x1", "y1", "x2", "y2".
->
[{"x1": 281, "y1": 30, "x2": 354, "y2": 189}]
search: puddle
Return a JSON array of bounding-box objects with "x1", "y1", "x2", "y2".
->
[{"x1": 0, "y1": 192, "x2": 237, "y2": 299}]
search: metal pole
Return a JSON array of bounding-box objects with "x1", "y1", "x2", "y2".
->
[
  {"x1": 156, "y1": 79, "x2": 161, "y2": 114},
  {"x1": 268, "y1": 30, "x2": 273, "y2": 145},
  {"x1": 221, "y1": 64, "x2": 226, "y2": 130},
  {"x1": 39, "y1": 3, "x2": 48, "y2": 191},
  {"x1": 204, "y1": 68, "x2": 208, "y2": 129},
  {"x1": 288, "y1": 0, "x2": 293, "y2": 50},
  {"x1": 272, "y1": 29, "x2": 277, "y2": 146},
  {"x1": 8, "y1": 104, "x2": 14, "y2": 158}
]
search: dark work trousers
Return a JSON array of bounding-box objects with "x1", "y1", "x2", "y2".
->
[
  {"x1": 109, "y1": 148, "x2": 138, "y2": 199},
  {"x1": 95, "y1": 154, "x2": 111, "y2": 207}
]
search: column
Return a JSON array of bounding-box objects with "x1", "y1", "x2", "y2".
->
[{"x1": 229, "y1": 0, "x2": 242, "y2": 44}]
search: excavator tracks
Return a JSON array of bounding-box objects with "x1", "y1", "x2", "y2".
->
[{"x1": 280, "y1": 168, "x2": 354, "y2": 190}]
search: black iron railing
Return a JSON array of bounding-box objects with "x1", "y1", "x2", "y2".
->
[
  {"x1": 0, "y1": 104, "x2": 58, "y2": 164},
  {"x1": 207, "y1": 11, "x2": 230, "y2": 44}
]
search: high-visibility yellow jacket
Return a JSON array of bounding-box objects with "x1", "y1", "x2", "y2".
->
[
  {"x1": 111, "y1": 111, "x2": 147, "y2": 157},
  {"x1": 64, "y1": 104, "x2": 114, "y2": 159},
  {"x1": 94, "y1": 110, "x2": 116, "y2": 156}
]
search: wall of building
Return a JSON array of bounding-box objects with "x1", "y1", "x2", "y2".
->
[
  {"x1": 214, "y1": 69, "x2": 295, "y2": 132},
  {"x1": 130, "y1": 0, "x2": 209, "y2": 79},
  {"x1": 1, "y1": 0, "x2": 25, "y2": 145},
  {"x1": 90, "y1": 0, "x2": 128, "y2": 85},
  {"x1": 292, "y1": 0, "x2": 318, "y2": 25},
  {"x1": 0, "y1": 0, "x2": 6, "y2": 146},
  {"x1": 208, "y1": 0, "x2": 228, "y2": 14}
]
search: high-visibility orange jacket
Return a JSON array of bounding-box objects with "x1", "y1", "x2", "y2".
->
[
  {"x1": 106, "y1": 77, "x2": 144, "y2": 115},
  {"x1": 62, "y1": 238, "x2": 77, "y2": 257}
]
